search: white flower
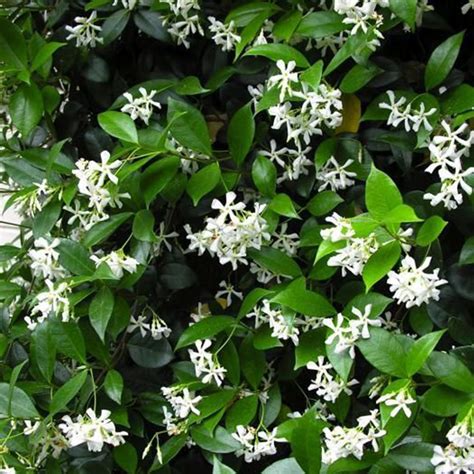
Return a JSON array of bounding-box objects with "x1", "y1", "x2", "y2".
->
[
  {"x1": 267, "y1": 60, "x2": 299, "y2": 102},
  {"x1": 215, "y1": 280, "x2": 243, "y2": 307},
  {"x1": 91, "y1": 250, "x2": 138, "y2": 279},
  {"x1": 153, "y1": 222, "x2": 179, "y2": 255},
  {"x1": 65, "y1": 11, "x2": 103, "y2": 48},
  {"x1": 28, "y1": 237, "x2": 66, "y2": 281},
  {"x1": 322, "y1": 409, "x2": 385, "y2": 465},
  {"x1": 424, "y1": 166, "x2": 474, "y2": 210},
  {"x1": 121, "y1": 87, "x2": 161, "y2": 124},
  {"x1": 127, "y1": 314, "x2": 150, "y2": 337},
  {"x1": 377, "y1": 389, "x2": 416, "y2": 418},
  {"x1": 188, "y1": 339, "x2": 227, "y2": 386},
  {"x1": 29, "y1": 280, "x2": 72, "y2": 330},
  {"x1": 271, "y1": 223, "x2": 299, "y2": 256},
  {"x1": 317, "y1": 157, "x2": 357, "y2": 192},
  {"x1": 387, "y1": 255, "x2": 447, "y2": 308},
  {"x1": 162, "y1": 386, "x2": 202, "y2": 419},
  {"x1": 167, "y1": 14, "x2": 204, "y2": 48},
  {"x1": 462, "y1": 1, "x2": 474, "y2": 14},
  {"x1": 190, "y1": 302, "x2": 211, "y2": 323},
  {"x1": 350, "y1": 304, "x2": 381, "y2": 339},
  {"x1": 186, "y1": 192, "x2": 270, "y2": 270},
  {"x1": 323, "y1": 313, "x2": 359, "y2": 359},
  {"x1": 232, "y1": 426, "x2": 284, "y2": 463},
  {"x1": 208, "y1": 17, "x2": 241, "y2": 52},
  {"x1": 320, "y1": 213, "x2": 355, "y2": 242},
  {"x1": 59, "y1": 408, "x2": 127, "y2": 452},
  {"x1": 150, "y1": 314, "x2": 171, "y2": 340},
  {"x1": 307, "y1": 355, "x2": 358, "y2": 402},
  {"x1": 327, "y1": 234, "x2": 379, "y2": 276},
  {"x1": 112, "y1": 0, "x2": 137, "y2": 10}
]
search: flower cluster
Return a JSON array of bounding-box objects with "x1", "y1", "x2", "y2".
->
[
  {"x1": 307, "y1": 356, "x2": 358, "y2": 403},
  {"x1": 323, "y1": 304, "x2": 381, "y2": 358},
  {"x1": 161, "y1": 386, "x2": 202, "y2": 435},
  {"x1": 424, "y1": 120, "x2": 474, "y2": 209},
  {"x1": 120, "y1": 87, "x2": 161, "y2": 124},
  {"x1": 188, "y1": 339, "x2": 227, "y2": 386},
  {"x1": 186, "y1": 192, "x2": 270, "y2": 270},
  {"x1": 232, "y1": 425, "x2": 284, "y2": 463},
  {"x1": 161, "y1": 0, "x2": 203, "y2": 48},
  {"x1": 379, "y1": 90, "x2": 437, "y2": 132},
  {"x1": 387, "y1": 255, "x2": 447, "y2": 308},
  {"x1": 322, "y1": 409, "x2": 386, "y2": 465},
  {"x1": 431, "y1": 411, "x2": 474, "y2": 473},
  {"x1": 59, "y1": 408, "x2": 127, "y2": 452}
]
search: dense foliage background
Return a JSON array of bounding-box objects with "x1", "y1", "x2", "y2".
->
[{"x1": 1, "y1": 0, "x2": 474, "y2": 472}]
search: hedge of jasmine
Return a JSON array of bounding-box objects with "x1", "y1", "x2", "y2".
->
[{"x1": 1, "y1": 0, "x2": 474, "y2": 472}]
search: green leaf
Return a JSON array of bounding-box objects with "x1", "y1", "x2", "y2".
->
[
  {"x1": 98, "y1": 111, "x2": 138, "y2": 143},
  {"x1": 191, "y1": 425, "x2": 240, "y2": 454},
  {"x1": 225, "y1": 394, "x2": 258, "y2": 431},
  {"x1": 52, "y1": 321, "x2": 87, "y2": 363},
  {"x1": 269, "y1": 193, "x2": 299, "y2": 219},
  {"x1": 427, "y1": 351, "x2": 474, "y2": 393},
  {"x1": 248, "y1": 247, "x2": 302, "y2": 278},
  {"x1": 213, "y1": 457, "x2": 236, "y2": 474},
  {"x1": 50, "y1": 370, "x2": 88, "y2": 416},
  {"x1": 89, "y1": 286, "x2": 115, "y2": 341},
  {"x1": 133, "y1": 10, "x2": 170, "y2": 41},
  {"x1": 32, "y1": 199, "x2": 61, "y2": 238},
  {"x1": 422, "y1": 385, "x2": 474, "y2": 417},
  {"x1": 0, "y1": 383, "x2": 39, "y2": 419},
  {"x1": 382, "y1": 204, "x2": 422, "y2": 224},
  {"x1": 424, "y1": 31, "x2": 465, "y2": 91},
  {"x1": 58, "y1": 239, "x2": 95, "y2": 276},
  {"x1": 365, "y1": 165, "x2": 402, "y2": 221},
  {"x1": 167, "y1": 97, "x2": 212, "y2": 155},
  {"x1": 31, "y1": 42, "x2": 65, "y2": 72},
  {"x1": 0, "y1": 281, "x2": 22, "y2": 300},
  {"x1": 243, "y1": 44, "x2": 310, "y2": 68},
  {"x1": 291, "y1": 411, "x2": 323, "y2": 474},
  {"x1": 82, "y1": 212, "x2": 133, "y2": 247},
  {"x1": 0, "y1": 19, "x2": 27, "y2": 72},
  {"x1": 252, "y1": 155, "x2": 277, "y2": 197},
  {"x1": 228, "y1": 102, "x2": 255, "y2": 166},
  {"x1": 187, "y1": 162, "x2": 221, "y2": 205},
  {"x1": 101, "y1": 10, "x2": 130, "y2": 45},
  {"x1": 113, "y1": 443, "x2": 138, "y2": 474},
  {"x1": 132, "y1": 209, "x2": 156, "y2": 242},
  {"x1": 389, "y1": 0, "x2": 417, "y2": 29},
  {"x1": 363, "y1": 241, "x2": 401, "y2": 291},
  {"x1": 389, "y1": 442, "x2": 436, "y2": 473},
  {"x1": 32, "y1": 322, "x2": 56, "y2": 383},
  {"x1": 104, "y1": 369, "x2": 123, "y2": 404},
  {"x1": 235, "y1": 12, "x2": 269, "y2": 59},
  {"x1": 300, "y1": 60, "x2": 324, "y2": 90},
  {"x1": 150, "y1": 434, "x2": 187, "y2": 471},
  {"x1": 357, "y1": 328, "x2": 407, "y2": 377},
  {"x1": 240, "y1": 335, "x2": 266, "y2": 389},
  {"x1": 340, "y1": 63, "x2": 381, "y2": 94},
  {"x1": 272, "y1": 10, "x2": 302, "y2": 41},
  {"x1": 295, "y1": 11, "x2": 346, "y2": 39},
  {"x1": 295, "y1": 329, "x2": 326, "y2": 369},
  {"x1": 460, "y1": 236, "x2": 474, "y2": 265},
  {"x1": 9, "y1": 83, "x2": 44, "y2": 137},
  {"x1": 262, "y1": 458, "x2": 304, "y2": 474},
  {"x1": 141, "y1": 156, "x2": 181, "y2": 206},
  {"x1": 416, "y1": 216, "x2": 447, "y2": 247},
  {"x1": 406, "y1": 330, "x2": 446, "y2": 376},
  {"x1": 219, "y1": 340, "x2": 240, "y2": 385},
  {"x1": 307, "y1": 191, "x2": 343, "y2": 217},
  {"x1": 271, "y1": 278, "x2": 335, "y2": 317},
  {"x1": 127, "y1": 334, "x2": 174, "y2": 368},
  {"x1": 175, "y1": 316, "x2": 235, "y2": 350}
]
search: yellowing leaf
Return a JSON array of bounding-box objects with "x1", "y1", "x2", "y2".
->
[{"x1": 336, "y1": 94, "x2": 361, "y2": 134}]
